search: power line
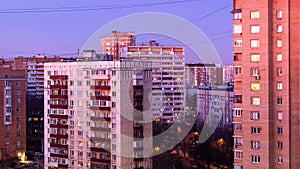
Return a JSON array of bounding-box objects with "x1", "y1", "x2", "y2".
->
[{"x1": 0, "y1": 0, "x2": 198, "y2": 14}]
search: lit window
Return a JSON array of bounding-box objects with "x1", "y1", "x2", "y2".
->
[
  {"x1": 278, "y1": 111, "x2": 283, "y2": 120},
  {"x1": 250, "y1": 11, "x2": 260, "y2": 19},
  {"x1": 251, "y1": 83, "x2": 260, "y2": 90},
  {"x1": 250, "y1": 25, "x2": 260, "y2": 33},
  {"x1": 277, "y1": 54, "x2": 283, "y2": 61},
  {"x1": 251, "y1": 40, "x2": 260, "y2": 48},
  {"x1": 251, "y1": 141, "x2": 260, "y2": 150},
  {"x1": 234, "y1": 151, "x2": 243, "y2": 159},
  {"x1": 278, "y1": 156, "x2": 283, "y2": 164},
  {"x1": 252, "y1": 155, "x2": 260, "y2": 163},
  {"x1": 251, "y1": 111, "x2": 260, "y2": 120},
  {"x1": 251, "y1": 97, "x2": 260, "y2": 105},
  {"x1": 277, "y1": 141, "x2": 283, "y2": 150},
  {"x1": 251, "y1": 54, "x2": 260, "y2": 62},
  {"x1": 277, "y1": 82, "x2": 283, "y2": 90},
  {"x1": 233, "y1": 25, "x2": 242, "y2": 34},
  {"x1": 251, "y1": 127, "x2": 261, "y2": 134},
  {"x1": 277, "y1": 40, "x2": 283, "y2": 47},
  {"x1": 234, "y1": 39, "x2": 242, "y2": 47},
  {"x1": 277, "y1": 10, "x2": 283, "y2": 19},
  {"x1": 277, "y1": 25, "x2": 283, "y2": 32}
]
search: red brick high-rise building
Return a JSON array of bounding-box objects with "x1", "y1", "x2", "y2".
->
[{"x1": 232, "y1": 0, "x2": 300, "y2": 168}]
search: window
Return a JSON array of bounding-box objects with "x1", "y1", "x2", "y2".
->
[
  {"x1": 277, "y1": 40, "x2": 283, "y2": 47},
  {"x1": 17, "y1": 116, "x2": 21, "y2": 121},
  {"x1": 250, "y1": 40, "x2": 259, "y2": 48},
  {"x1": 233, "y1": 108, "x2": 243, "y2": 117},
  {"x1": 234, "y1": 137, "x2": 243, "y2": 146},
  {"x1": 70, "y1": 130, "x2": 74, "y2": 136},
  {"x1": 112, "y1": 123, "x2": 116, "y2": 129},
  {"x1": 86, "y1": 81, "x2": 90, "y2": 86},
  {"x1": 233, "y1": 12, "x2": 242, "y2": 20},
  {"x1": 277, "y1": 25, "x2": 283, "y2": 33},
  {"x1": 251, "y1": 54, "x2": 260, "y2": 62},
  {"x1": 251, "y1": 97, "x2": 260, "y2": 105},
  {"x1": 112, "y1": 81, "x2": 117, "y2": 86},
  {"x1": 278, "y1": 141, "x2": 283, "y2": 150},
  {"x1": 6, "y1": 142, "x2": 10, "y2": 148},
  {"x1": 251, "y1": 127, "x2": 261, "y2": 134},
  {"x1": 112, "y1": 102, "x2": 116, "y2": 108},
  {"x1": 112, "y1": 112, "x2": 116, "y2": 119},
  {"x1": 17, "y1": 132, "x2": 20, "y2": 137},
  {"x1": 250, "y1": 25, "x2": 260, "y2": 33},
  {"x1": 250, "y1": 11, "x2": 260, "y2": 19},
  {"x1": 278, "y1": 156, "x2": 283, "y2": 164},
  {"x1": 251, "y1": 111, "x2": 260, "y2": 120},
  {"x1": 5, "y1": 125, "x2": 9, "y2": 130},
  {"x1": 233, "y1": 25, "x2": 242, "y2": 34},
  {"x1": 278, "y1": 111, "x2": 283, "y2": 120},
  {"x1": 250, "y1": 68, "x2": 260, "y2": 76},
  {"x1": 234, "y1": 95, "x2": 242, "y2": 103},
  {"x1": 77, "y1": 81, "x2": 82, "y2": 86},
  {"x1": 234, "y1": 123, "x2": 242, "y2": 131},
  {"x1": 112, "y1": 91, "x2": 116, "y2": 97},
  {"x1": 277, "y1": 68, "x2": 283, "y2": 76},
  {"x1": 16, "y1": 81, "x2": 20, "y2": 87},
  {"x1": 277, "y1": 82, "x2": 283, "y2": 90},
  {"x1": 17, "y1": 98, "x2": 21, "y2": 104},
  {"x1": 251, "y1": 83, "x2": 260, "y2": 90},
  {"x1": 6, "y1": 133, "x2": 9, "y2": 138},
  {"x1": 234, "y1": 67, "x2": 242, "y2": 75},
  {"x1": 16, "y1": 90, "x2": 20, "y2": 95},
  {"x1": 234, "y1": 151, "x2": 243, "y2": 159},
  {"x1": 278, "y1": 127, "x2": 283, "y2": 135},
  {"x1": 234, "y1": 39, "x2": 242, "y2": 47},
  {"x1": 277, "y1": 97, "x2": 283, "y2": 105},
  {"x1": 112, "y1": 144, "x2": 116, "y2": 151},
  {"x1": 277, "y1": 54, "x2": 283, "y2": 61},
  {"x1": 17, "y1": 124, "x2": 21, "y2": 129},
  {"x1": 251, "y1": 141, "x2": 260, "y2": 150},
  {"x1": 112, "y1": 134, "x2": 116, "y2": 139},
  {"x1": 252, "y1": 155, "x2": 260, "y2": 163},
  {"x1": 70, "y1": 80, "x2": 74, "y2": 86},
  {"x1": 277, "y1": 10, "x2": 283, "y2": 19}
]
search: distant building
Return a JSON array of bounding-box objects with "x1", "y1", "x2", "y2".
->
[
  {"x1": 120, "y1": 40, "x2": 185, "y2": 122},
  {"x1": 197, "y1": 84, "x2": 233, "y2": 127},
  {"x1": 0, "y1": 66, "x2": 26, "y2": 161},
  {"x1": 100, "y1": 31, "x2": 136, "y2": 60},
  {"x1": 44, "y1": 58, "x2": 153, "y2": 169}
]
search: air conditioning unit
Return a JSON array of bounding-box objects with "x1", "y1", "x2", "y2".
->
[{"x1": 255, "y1": 75, "x2": 260, "y2": 80}]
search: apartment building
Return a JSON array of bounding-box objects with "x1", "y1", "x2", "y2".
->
[
  {"x1": 120, "y1": 40, "x2": 185, "y2": 123},
  {"x1": 44, "y1": 58, "x2": 152, "y2": 169},
  {"x1": 232, "y1": 1, "x2": 300, "y2": 168},
  {"x1": 100, "y1": 31, "x2": 136, "y2": 60},
  {"x1": 0, "y1": 66, "x2": 26, "y2": 161}
]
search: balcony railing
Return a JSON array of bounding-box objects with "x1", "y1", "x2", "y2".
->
[
  {"x1": 50, "y1": 85, "x2": 68, "y2": 89},
  {"x1": 50, "y1": 75, "x2": 68, "y2": 80},
  {"x1": 90, "y1": 85, "x2": 111, "y2": 90},
  {"x1": 49, "y1": 114, "x2": 68, "y2": 119},
  {"x1": 50, "y1": 134, "x2": 68, "y2": 139},
  {"x1": 90, "y1": 127, "x2": 111, "y2": 132},
  {"x1": 50, "y1": 104, "x2": 68, "y2": 109},
  {"x1": 50, "y1": 124, "x2": 68, "y2": 129},
  {"x1": 90, "y1": 137, "x2": 111, "y2": 143},
  {"x1": 89, "y1": 106, "x2": 111, "y2": 111},
  {"x1": 91, "y1": 95, "x2": 111, "y2": 101},
  {"x1": 50, "y1": 143, "x2": 68, "y2": 149},
  {"x1": 90, "y1": 158, "x2": 110, "y2": 164},
  {"x1": 90, "y1": 147, "x2": 110, "y2": 153},
  {"x1": 50, "y1": 153, "x2": 68, "y2": 158},
  {"x1": 58, "y1": 164, "x2": 68, "y2": 168},
  {"x1": 90, "y1": 116, "x2": 111, "y2": 122}
]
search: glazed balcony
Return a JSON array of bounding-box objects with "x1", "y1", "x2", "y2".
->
[
  {"x1": 90, "y1": 85, "x2": 111, "y2": 90},
  {"x1": 50, "y1": 104, "x2": 68, "y2": 109},
  {"x1": 50, "y1": 143, "x2": 68, "y2": 149},
  {"x1": 91, "y1": 158, "x2": 110, "y2": 164},
  {"x1": 49, "y1": 114, "x2": 68, "y2": 119},
  {"x1": 50, "y1": 85, "x2": 68, "y2": 89},
  {"x1": 90, "y1": 116, "x2": 111, "y2": 122},
  {"x1": 50, "y1": 75, "x2": 68, "y2": 80},
  {"x1": 90, "y1": 147, "x2": 110, "y2": 153},
  {"x1": 91, "y1": 95, "x2": 111, "y2": 101},
  {"x1": 89, "y1": 106, "x2": 111, "y2": 111},
  {"x1": 90, "y1": 137, "x2": 111, "y2": 143}
]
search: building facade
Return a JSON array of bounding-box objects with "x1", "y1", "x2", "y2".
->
[
  {"x1": 232, "y1": 1, "x2": 300, "y2": 168},
  {"x1": 120, "y1": 41, "x2": 185, "y2": 123},
  {"x1": 0, "y1": 66, "x2": 26, "y2": 161},
  {"x1": 44, "y1": 59, "x2": 152, "y2": 169}
]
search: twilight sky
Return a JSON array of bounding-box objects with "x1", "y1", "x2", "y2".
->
[{"x1": 0, "y1": 0, "x2": 232, "y2": 64}]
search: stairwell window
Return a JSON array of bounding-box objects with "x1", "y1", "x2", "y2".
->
[
  {"x1": 251, "y1": 40, "x2": 260, "y2": 48},
  {"x1": 250, "y1": 11, "x2": 260, "y2": 19},
  {"x1": 251, "y1": 97, "x2": 260, "y2": 105},
  {"x1": 277, "y1": 39, "x2": 283, "y2": 48},
  {"x1": 277, "y1": 25, "x2": 283, "y2": 33},
  {"x1": 250, "y1": 25, "x2": 260, "y2": 33},
  {"x1": 277, "y1": 10, "x2": 283, "y2": 19}
]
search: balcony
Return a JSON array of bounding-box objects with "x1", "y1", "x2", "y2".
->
[
  {"x1": 91, "y1": 158, "x2": 110, "y2": 164},
  {"x1": 134, "y1": 158, "x2": 144, "y2": 162},
  {"x1": 90, "y1": 74, "x2": 110, "y2": 80},
  {"x1": 90, "y1": 85, "x2": 111, "y2": 90},
  {"x1": 50, "y1": 134, "x2": 68, "y2": 139},
  {"x1": 50, "y1": 104, "x2": 68, "y2": 109},
  {"x1": 50, "y1": 124, "x2": 68, "y2": 129},
  {"x1": 50, "y1": 153, "x2": 68, "y2": 158},
  {"x1": 58, "y1": 164, "x2": 68, "y2": 168},
  {"x1": 90, "y1": 127, "x2": 111, "y2": 132},
  {"x1": 50, "y1": 85, "x2": 68, "y2": 89},
  {"x1": 50, "y1": 75, "x2": 68, "y2": 80},
  {"x1": 89, "y1": 106, "x2": 111, "y2": 111},
  {"x1": 90, "y1": 147, "x2": 110, "y2": 153},
  {"x1": 50, "y1": 94, "x2": 68, "y2": 99},
  {"x1": 49, "y1": 114, "x2": 68, "y2": 119},
  {"x1": 91, "y1": 95, "x2": 111, "y2": 101},
  {"x1": 90, "y1": 116, "x2": 111, "y2": 122},
  {"x1": 50, "y1": 143, "x2": 68, "y2": 149},
  {"x1": 90, "y1": 137, "x2": 111, "y2": 143}
]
